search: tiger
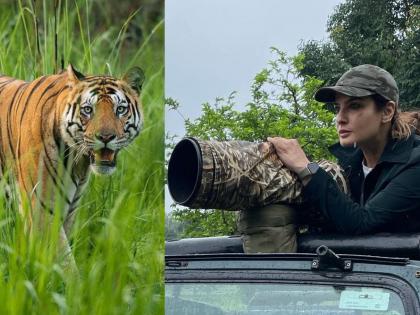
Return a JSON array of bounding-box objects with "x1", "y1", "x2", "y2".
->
[{"x1": 0, "y1": 65, "x2": 144, "y2": 266}]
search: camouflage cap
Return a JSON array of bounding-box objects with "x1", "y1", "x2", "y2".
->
[{"x1": 315, "y1": 64, "x2": 399, "y2": 104}]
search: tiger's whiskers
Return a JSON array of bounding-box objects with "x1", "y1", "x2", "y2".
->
[{"x1": 73, "y1": 144, "x2": 88, "y2": 165}]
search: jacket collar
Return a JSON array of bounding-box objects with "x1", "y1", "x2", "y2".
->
[
  {"x1": 329, "y1": 133, "x2": 416, "y2": 166},
  {"x1": 329, "y1": 143, "x2": 363, "y2": 169}
]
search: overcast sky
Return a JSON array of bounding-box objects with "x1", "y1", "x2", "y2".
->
[{"x1": 165, "y1": 0, "x2": 344, "y2": 212}]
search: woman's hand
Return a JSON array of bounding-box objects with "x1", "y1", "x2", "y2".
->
[{"x1": 267, "y1": 137, "x2": 310, "y2": 174}]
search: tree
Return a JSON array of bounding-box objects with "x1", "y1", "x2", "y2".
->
[
  {"x1": 167, "y1": 48, "x2": 337, "y2": 238},
  {"x1": 299, "y1": 0, "x2": 419, "y2": 108}
]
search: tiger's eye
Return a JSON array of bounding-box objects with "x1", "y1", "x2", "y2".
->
[
  {"x1": 81, "y1": 106, "x2": 92, "y2": 115},
  {"x1": 117, "y1": 106, "x2": 127, "y2": 115}
]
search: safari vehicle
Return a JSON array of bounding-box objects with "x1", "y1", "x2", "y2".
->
[{"x1": 165, "y1": 234, "x2": 420, "y2": 314}]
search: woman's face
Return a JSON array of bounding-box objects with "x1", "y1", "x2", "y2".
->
[{"x1": 334, "y1": 93, "x2": 383, "y2": 147}]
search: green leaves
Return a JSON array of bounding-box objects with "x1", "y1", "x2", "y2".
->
[
  {"x1": 171, "y1": 209, "x2": 237, "y2": 238},
  {"x1": 184, "y1": 92, "x2": 239, "y2": 141},
  {"x1": 299, "y1": 0, "x2": 419, "y2": 108}
]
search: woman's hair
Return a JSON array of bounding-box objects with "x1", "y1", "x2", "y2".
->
[{"x1": 371, "y1": 94, "x2": 414, "y2": 140}]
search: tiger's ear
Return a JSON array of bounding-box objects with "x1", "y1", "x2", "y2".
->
[
  {"x1": 123, "y1": 67, "x2": 145, "y2": 94},
  {"x1": 67, "y1": 64, "x2": 85, "y2": 83}
]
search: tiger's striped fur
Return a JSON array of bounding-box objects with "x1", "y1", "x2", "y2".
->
[{"x1": 0, "y1": 65, "x2": 144, "y2": 262}]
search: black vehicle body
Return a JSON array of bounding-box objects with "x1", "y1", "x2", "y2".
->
[{"x1": 166, "y1": 234, "x2": 420, "y2": 315}]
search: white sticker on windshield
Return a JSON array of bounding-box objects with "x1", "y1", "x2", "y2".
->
[{"x1": 339, "y1": 289, "x2": 390, "y2": 311}]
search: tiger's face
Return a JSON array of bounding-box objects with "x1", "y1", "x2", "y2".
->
[{"x1": 61, "y1": 65, "x2": 144, "y2": 175}]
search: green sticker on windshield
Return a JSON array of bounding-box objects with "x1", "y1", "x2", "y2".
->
[{"x1": 339, "y1": 289, "x2": 390, "y2": 311}]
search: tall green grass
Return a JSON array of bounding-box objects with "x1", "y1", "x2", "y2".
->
[{"x1": 0, "y1": 1, "x2": 164, "y2": 314}]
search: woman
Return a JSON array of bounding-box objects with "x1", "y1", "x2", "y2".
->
[{"x1": 268, "y1": 64, "x2": 420, "y2": 234}]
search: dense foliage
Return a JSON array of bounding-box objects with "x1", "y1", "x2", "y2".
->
[{"x1": 299, "y1": 0, "x2": 419, "y2": 108}]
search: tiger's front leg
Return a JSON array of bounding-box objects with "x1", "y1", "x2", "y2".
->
[
  {"x1": 17, "y1": 190, "x2": 79, "y2": 273},
  {"x1": 17, "y1": 152, "x2": 82, "y2": 273}
]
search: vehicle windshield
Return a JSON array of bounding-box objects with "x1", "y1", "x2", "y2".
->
[{"x1": 166, "y1": 283, "x2": 405, "y2": 314}]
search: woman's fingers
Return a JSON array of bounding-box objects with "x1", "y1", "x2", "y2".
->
[
  {"x1": 266, "y1": 137, "x2": 310, "y2": 173},
  {"x1": 267, "y1": 137, "x2": 296, "y2": 153}
]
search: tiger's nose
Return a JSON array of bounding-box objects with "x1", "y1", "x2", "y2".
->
[{"x1": 96, "y1": 133, "x2": 116, "y2": 144}]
